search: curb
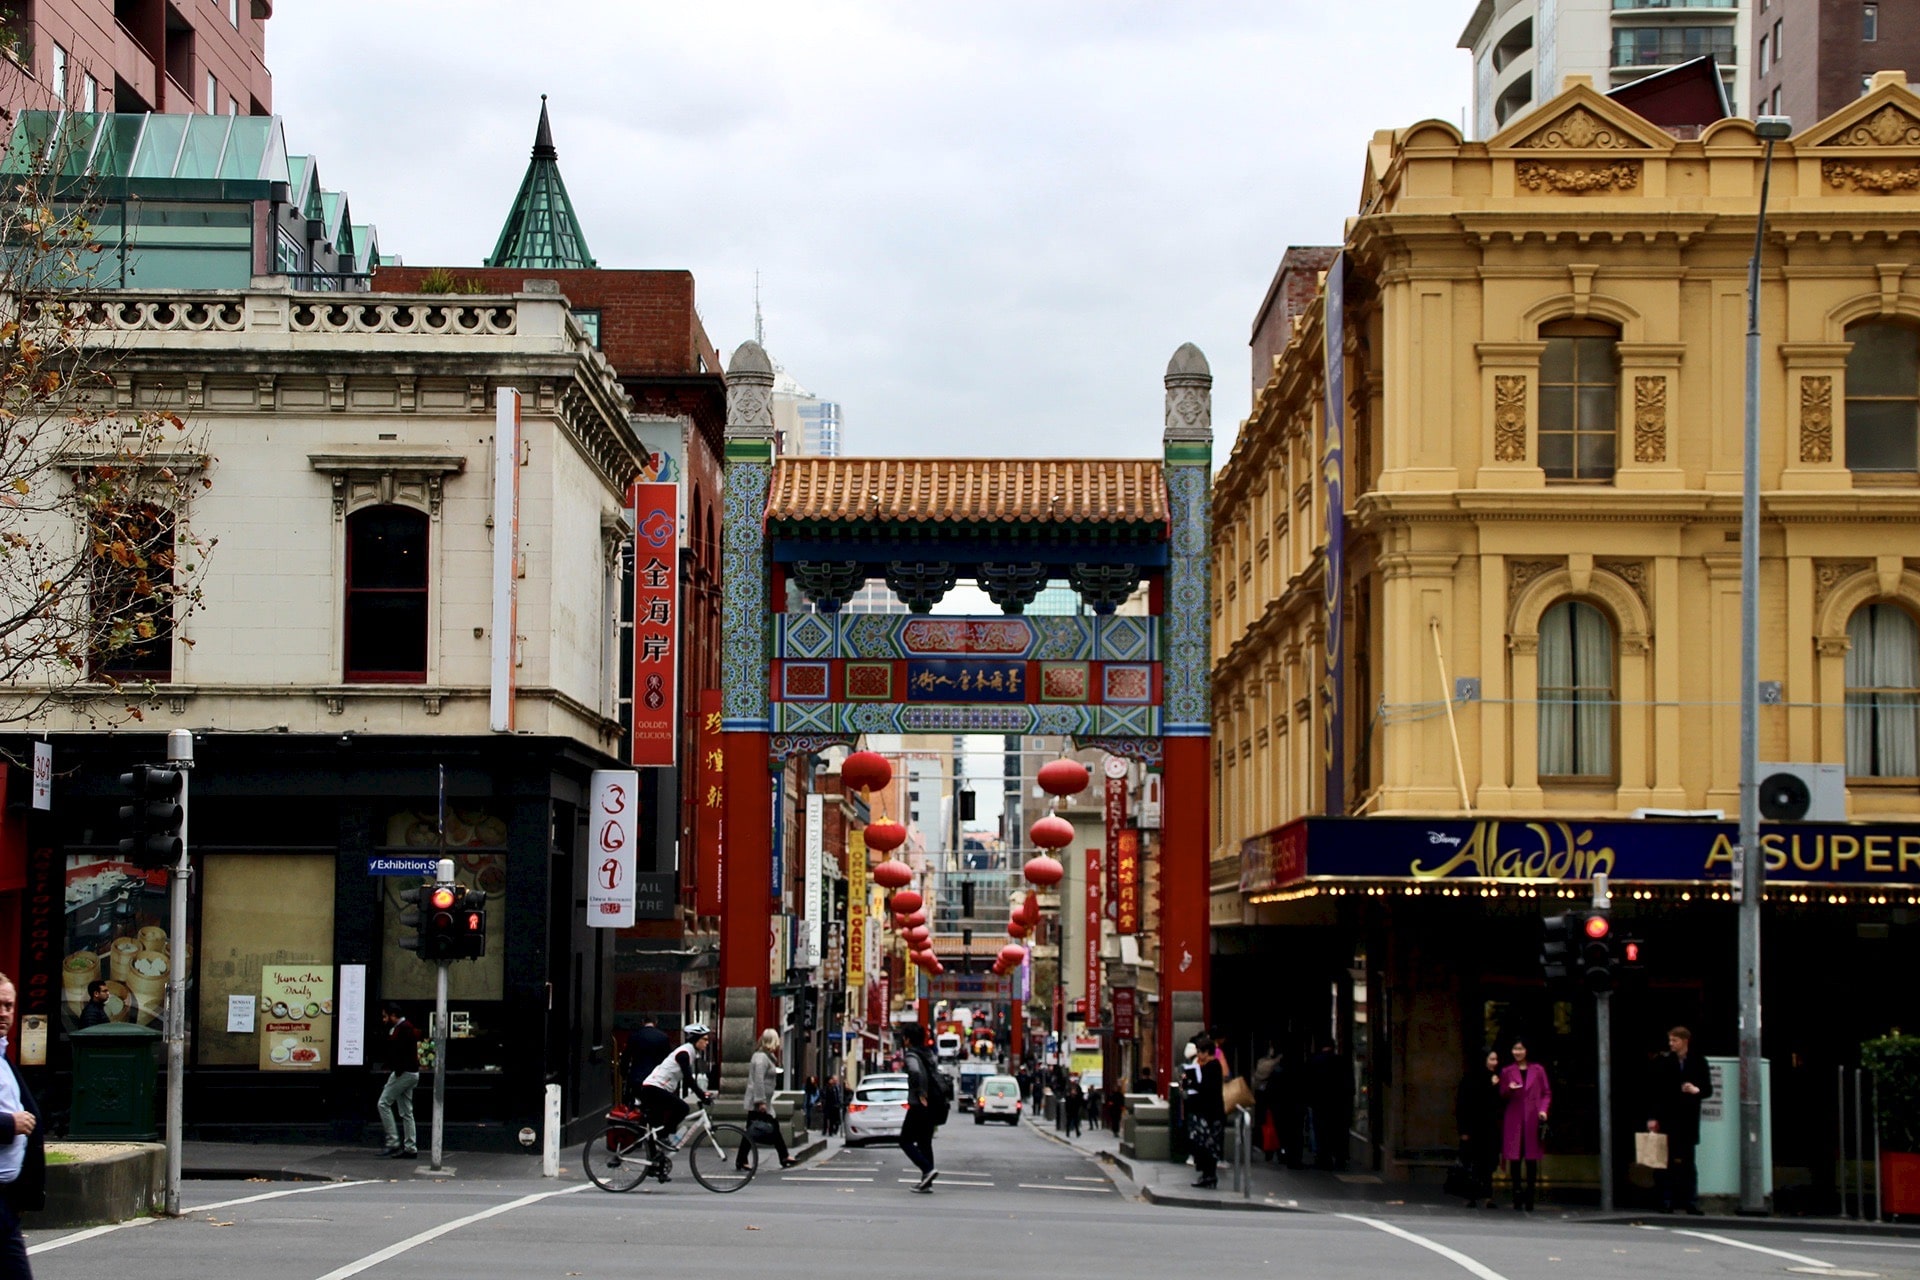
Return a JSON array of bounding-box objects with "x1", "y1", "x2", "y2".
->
[
  {"x1": 1577, "y1": 1211, "x2": 1920, "y2": 1239},
  {"x1": 1141, "y1": 1184, "x2": 1312, "y2": 1213}
]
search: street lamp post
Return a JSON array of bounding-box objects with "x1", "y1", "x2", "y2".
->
[{"x1": 1739, "y1": 113, "x2": 1793, "y2": 1216}]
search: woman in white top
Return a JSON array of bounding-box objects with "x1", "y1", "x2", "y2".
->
[{"x1": 744, "y1": 1028, "x2": 796, "y2": 1168}]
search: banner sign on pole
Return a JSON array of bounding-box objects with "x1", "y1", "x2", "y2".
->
[
  {"x1": 629, "y1": 481, "x2": 679, "y2": 767},
  {"x1": 31, "y1": 741, "x2": 50, "y2": 810},
  {"x1": 1113, "y1": 987, "x2": 1136, "y2": 1040},
  {"x1": 1085, "y1": 846, "x2": 1102, "y2": 1029},
  {"x1": 1116, "y1": 828, "x2": 1142, "y2": 934},
  {"x1": 587, "y1": 769, "x2": 639, "y2": 927},
  {"x1": 846, "y1": 829, "x2": 868, "y2": 992},
  {"x1": 1103, "y1": 772, "x2": 1126, "y2": 923},
  {"x1": 805, "y1": 794, "x2": 825, "y2": 963},
  {"x1": 695, "y1": 690, "x2": 724, "y2": 915}
]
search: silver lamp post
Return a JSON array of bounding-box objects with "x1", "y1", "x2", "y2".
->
[{"x1": 1738, "y1": 112, "x2": 1793, "y2": 1216}]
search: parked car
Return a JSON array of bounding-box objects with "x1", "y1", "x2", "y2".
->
[
  {"x1": 843, "y1": 1079, "x2": 910, "y2": 1147},
  {"x1": 974, "y1": 1074, "x2": 1022, "y2": 1125}
]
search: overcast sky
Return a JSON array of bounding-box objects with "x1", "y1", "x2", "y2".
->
[{"x1": 271, "y1": 2, "x2": 1473, "y2": 468}]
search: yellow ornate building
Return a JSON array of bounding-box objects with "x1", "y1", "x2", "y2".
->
[{"x1": 1210, "y1": 74, "x2": 1920, "y2": 1196}]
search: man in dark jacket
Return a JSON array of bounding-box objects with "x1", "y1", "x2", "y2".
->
[
  {"x1": 377, "y1": 1003, "x2": 422, "y2": 1159},
  {"x1": 1646, "y1": 1025, "x2": 1713, "y2": 1214},
  {"x1": 624, "y1": 1017, "x2": 671, "y2": 1106},
  {"x1": 0, "y1": 976, "x2": 46, "y2": 1279}
]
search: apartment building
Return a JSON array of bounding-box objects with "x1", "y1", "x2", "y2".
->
[{"x1": 0, "y1": 0, "x2": 271, "y2": 117}]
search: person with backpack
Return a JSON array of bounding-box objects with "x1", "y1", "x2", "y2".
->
[{"x1": 899, "y1": 1023, "x2": 948, "y2": 1192}]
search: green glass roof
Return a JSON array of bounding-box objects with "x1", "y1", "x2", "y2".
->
[
  {"x1": 2, "y1": 110, "x2": 290, "y2": 198},
  {"x1": 486, "y1": 98, "x2": 596, "y2": 270}
]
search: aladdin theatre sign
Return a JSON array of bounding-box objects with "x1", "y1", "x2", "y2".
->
[{"x1": 1241, "y1": 817, "x2": 1920, "y2": 893}]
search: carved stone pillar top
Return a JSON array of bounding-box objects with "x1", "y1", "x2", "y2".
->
[
  {"x1": 1163, "y1": 342, "x2": 1213, "y2": 446},
  {"x1": 725, "y1": 339, "x2": 776, "y2": 445}
]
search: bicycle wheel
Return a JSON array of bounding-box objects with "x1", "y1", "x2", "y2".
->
[
  {"x1": 687, "y1": 1123, "x2": 757, "y2": 1192},
  {"x1": 583, "y1": 1124, "x2": 651, "y2": 1192}
]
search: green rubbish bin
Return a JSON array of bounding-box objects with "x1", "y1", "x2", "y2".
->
[{"x1": 69, "y1": 1023, "x2": 161, "y2": 1140}]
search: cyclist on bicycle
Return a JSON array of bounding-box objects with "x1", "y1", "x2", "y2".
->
[{"x1": 639, "y1": 1023, "x2": 713, "y2": 1157}]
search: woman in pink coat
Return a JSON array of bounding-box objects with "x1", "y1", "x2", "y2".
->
[{"x1": 1498, "y1": 1037, "x2": 1551, "y2": 1212}]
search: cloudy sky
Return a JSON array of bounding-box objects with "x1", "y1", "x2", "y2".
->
[{"x1": 271, "y1": 2, "x2": 1473, "y2": 468}]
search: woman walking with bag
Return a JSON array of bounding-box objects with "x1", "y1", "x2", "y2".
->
[
  {"x1": 1499, "y1": 1037, "x2": 1552, "y2": 1213},
  {"x1": 1185, "y1": 1033, "x2": 1226, "y2": 1189},
  {"x1": 742, "y1": 1028, "x2": 796, "y2": 1169}
]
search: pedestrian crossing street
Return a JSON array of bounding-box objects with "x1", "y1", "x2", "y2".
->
[{"x1": 780, "y1": 1155, "x2": 1114, "y2": 1193}]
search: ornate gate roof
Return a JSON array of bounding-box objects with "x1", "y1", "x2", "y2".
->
[{"x1": 765, "y1": 457, "x2": 1167, "y2": 527}]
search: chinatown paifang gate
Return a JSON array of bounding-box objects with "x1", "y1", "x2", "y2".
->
[{"x1": 713, "y1": 339, "x2": 1215, "y2": 1087}]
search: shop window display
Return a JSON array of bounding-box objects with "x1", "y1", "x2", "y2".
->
[
  {"x1": 196, "y1": 854, "x2": 335, "y2": 1068},
  {"x1": 64, "y1": 856, "x2": 183, "y2": 1032}
]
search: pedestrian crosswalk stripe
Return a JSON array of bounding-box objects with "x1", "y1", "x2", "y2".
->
[
  {"x1": 1016, "y1": 1183, "x2": 1111, "y2": 1193},
  {"x1": 782, "y1": 1176, "x2": 874, "y2": 1182}
]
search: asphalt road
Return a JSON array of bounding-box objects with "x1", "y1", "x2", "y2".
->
[{"x1": 23, "y1": 1118, "x2": 1920, "y2": 1279}]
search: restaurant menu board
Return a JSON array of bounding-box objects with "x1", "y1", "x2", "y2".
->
[{"x1": 259, "y1": 965, "x2": 333, "y2": 1071}]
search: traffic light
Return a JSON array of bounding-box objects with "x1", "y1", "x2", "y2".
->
[
  {"x1": 398, "y1": 881, "x2": 430, "y2": 955},
  {"x1": 1615, "y1": 933, "x2": 1645, "y2": 984},
  {"x1": 1540, "y1": 913, "x2": 1575, "y2": 983},
  {"x1": 454, "y1": 888, "x2": 487, "y2": 960},
  {"x1": 117, "y1": 765, "x2": 184, "y2": 868},
  {"x1": 1579, "y1": 910, "x2": 1614, "y2": 992},
  {"x1": 423, "y1": 882, "x2": 461, "y2": 960}
]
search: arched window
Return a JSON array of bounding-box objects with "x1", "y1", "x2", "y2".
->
[
  {"x1": 1538, "y1": 600, "x2": 1615, "y2": 779},
  {"x1": 1538, "y1": 319, "x2": 1620, "y2": 481},
  {"x1": 1845, "y1": 603, "x2": 1919, "y2": 777},
  {"x1": 345, "y1": 504, "x2": 429, "y2": 682},
  {"x1": 1845, "y1": 320, "x2": 1919, "y2": 472}
]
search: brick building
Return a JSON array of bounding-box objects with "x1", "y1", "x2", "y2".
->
[
  {"x1": 0, "y1": 0, "x2": 271, "y2": 117},
  {"x1": 1750, "y1": 0, "x2": 1920, "y2": 123}
]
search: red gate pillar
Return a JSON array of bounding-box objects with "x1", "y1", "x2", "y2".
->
[
  {"x1": 717, "y1": 340, "x2": 778, "y2": 1083},
  {"x1": 1157, "y1": 342, "x2": 1214, "y2": 1090}
]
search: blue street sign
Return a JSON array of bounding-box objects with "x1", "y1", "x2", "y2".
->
[{"x1": 367, "y1": 854, "x2": 440, "y2": 877}]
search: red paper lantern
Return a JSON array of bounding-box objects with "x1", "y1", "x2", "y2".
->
[
  {"x1": 1029, "y1": 813, "x2": 1074, "y2": 850},
  {"x1": 910, "y1": 951, "x2": 936, "y2": 970},
  {"x1": 842, "y1": 750, "x2": 892, "y2": 794},
  {"x1": 997, "y1": 943, "x2": 1028, "y2": 966},
  {"x1": 891, "y1": 913, "x2": 910, "y2": 930},
  {"x1": 1007, "y1": 919, "x2": 1028, "y2": 939},
  {"x1": 1019, "y1": 892, "x2": 1042, "y2": 926},
  {"x1": 1023, "y1": 855, "x2": 1065, "y2": 887},
  {"x1": 872, "y1": 859, "x2": 913, "y2": 889},
  {"x1": 903, "y1": 911, "x2": 927, "y2": 928},
  {"x1": 889, "y1": 888, "x2": 923, "y2": 913},
  {"x1": 864, "y1": 818, "x2": 908, "y2": 854},
  {"x1": 904, "y1": 926, "x2": 931, "y2": 946},
  {"x1": 1037, "y1": 758, "x2": 1091, "y2": 798}
]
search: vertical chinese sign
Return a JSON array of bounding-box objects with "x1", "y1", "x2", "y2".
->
[
  {"x1": 1085, "y1": 847, "x2": 1102, "y2": 1029},
  {"x1": 846, "y1": 829, "x2": 867, "y2": 996},
  {"x1": 694, "y1": 690, "x2": 723, "y2": 915},
  {"x1": 803, "y1": 794, "x2": 824, "y2": 966},
  {"x1": 587, "y1": 770, "x2": 639, "y2": 928},
  {"x1": 1102, "y1": 763, "x2": 1126, "y2": 923},
  {"x1": 1115, "y1": 829, "x2": 1141, "y2": 935},
  {"x1": 629, "y1": 481, "x2": 679, "y2": 767}
]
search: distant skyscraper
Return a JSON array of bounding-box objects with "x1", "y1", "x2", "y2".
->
[
  {"x1": 1460, "y1": 0, "x2": 1752, "y2": 139},
  {"x1": 772, "y1": 367, "x2": 843, "y2": 457},
  {"x1": 1749, "y1": 0, "x2": 1920, "y2": 125}
]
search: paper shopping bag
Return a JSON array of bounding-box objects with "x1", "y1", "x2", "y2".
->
[{"x1": 1634, "y1": 1130, "x2": 1669, "y2": 1170}]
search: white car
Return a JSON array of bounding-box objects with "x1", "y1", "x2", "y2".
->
[
  {"x1": 843, "y1": 1079, "x2": 910, "y2": 1147},
  {"x1": 974, "y1": 1074, "x2": 1022, "y2": 1125}
]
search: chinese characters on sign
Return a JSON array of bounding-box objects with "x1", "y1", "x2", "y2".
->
[
  {"x1": 695, "y1": 690, "x2": 723, "y2": 915},
  {"x1": 1112, "y1": 986, "x2": 1136, "y2": 1040},
  {"x1": 1103, "y1": 773, "x2": 1125, "y2": 923},
  {"x1": 1085, "y1": 847, "x2": 1102, "y2": 1030},
  {"x1": 1115, "y1": 829, "x2": 1142, "y2": 935},
  {"x1": 904, "y1": 660, "x2": 1026, "y2": 703},
  {"x1": 587, "y1": 770, "x2": 639, "y2": 928},
  {"x1": 629, "y1": 481, "x2": 679, "y2": 767}
]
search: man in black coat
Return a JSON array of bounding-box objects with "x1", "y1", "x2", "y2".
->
[
  {"x1": 1646, "y1": 1025, "x2": 1713, "y2": 1214},
  {"x1": 0, "y1": 976, "x2": 46, "y2": 1279}
]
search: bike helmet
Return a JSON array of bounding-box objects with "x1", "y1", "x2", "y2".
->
[{"x1": 684, "y1": 1022, "x2": 711, "y2": 1038}]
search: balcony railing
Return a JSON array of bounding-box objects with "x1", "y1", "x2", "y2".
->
[{"x1": 1612, "y1": 0, "x2": 1735, "y2": 10}]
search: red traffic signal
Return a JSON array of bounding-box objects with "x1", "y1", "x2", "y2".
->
[
  {"x1": 1623, "y1": 940, "x2": 1640, "y2": 963},
  {"x1": 1584, "y1": 914, "x2": 1611, "y2": 940},
  {"x1": 430, "y1": 886, "x2": 457, "y2": 911}
]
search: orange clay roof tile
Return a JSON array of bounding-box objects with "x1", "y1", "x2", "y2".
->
[{"x1": 765, "y1": 458, "x2": 1167, "y2": 525}]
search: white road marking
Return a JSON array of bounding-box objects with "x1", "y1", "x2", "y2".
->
[
  {"x1": 1803, "y1": 1238, "x2": 1920, "y2": 1251},
  {"x1": 1339, "y1": 1213, "x2": 1511, "y2": 1280},
  {"x1": 1016, "y1": 1183, "x2": 1112, "y2": 1193},
  {"x1": 309, "y1": 1182, "x2": 593, "y2": 1280},
  {"x1": 1064, "y1": 1176, "x2": 1108, "y2": 1183},
  {"x1": 26, "y1": 1217, "x2": 154, "y2": 1254},
  {"x1": 1672, "y1": 1229, "x2": 1835, "y2": 1269},
  {"x1": 894, "y1": 1178, "x2": 995, "y2": 1187},
  {"x1": 781, "y1": 1176, "x2": 874, "y2": 1183},
  {"x1": 191, "y1": 1179, "x2": 379, "y2": 1214},
  {"x1": 29, "y1": 1180, "x2": 378, "y2": 1256}
]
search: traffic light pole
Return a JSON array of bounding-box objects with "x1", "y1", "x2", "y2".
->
[
  {"x1": 1593, "y1": 874, "x2": 1614, "y2": 1214},
  {"x1": 431, "y1": 958, "x2": 449, "y2": 1172},
  {"x1": 163, "y1": 729, "x2": 192, "y2": 1217}
]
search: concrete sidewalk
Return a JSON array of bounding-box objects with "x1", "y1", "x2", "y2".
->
[{"x1": 1029, "y1": 1117, "x2": 1920, "y2": 1237}]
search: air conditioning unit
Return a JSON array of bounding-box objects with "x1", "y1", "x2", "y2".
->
[{"x1": 1757, "y1": 763, "x2": 1846, "y2": 822}]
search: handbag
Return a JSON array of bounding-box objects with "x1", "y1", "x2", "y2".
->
[
  {"x1": 1222, "y1": 1076, "x2": 1255, "y2": 1115},
  {"x1": 746, "y1": 1112, "x2": 781, "y2": 1147},
  {"x1": 1634, "y1": 1130, "x2": 1669, "y2": 1170}
]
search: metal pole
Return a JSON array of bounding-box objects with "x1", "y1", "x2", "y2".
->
[
  {"x1": 162, "y1": 728, "x2": 192, "y2": 1217},
  {"x1": 1855, "y1": 1067, "x2": 1866, "y2": 1224},
  {"x1": 431, "y1": 960, "x2": 448, "y2": 1171},
  {"x1": 1874, "y1": 1073, "x2": 1884, "y2": 1223},
  {"x1": 1838, "y1": 1065, "x2": 1849, "y2": 1218},
  {"x1": 1597, "y1": 990, "x2": 1614, "y2": 1213},
  {"x1": 1737, "y1": 124, "x2": 1787, "y2": 1217}
]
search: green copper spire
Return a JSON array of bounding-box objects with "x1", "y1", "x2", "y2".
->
[{"x1": 486, "y1": 96, "x2": 597, "y2": 270}]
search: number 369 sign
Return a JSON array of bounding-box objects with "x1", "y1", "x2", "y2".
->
[{"x1": 588, "y1": 770, "x2": 640, "y2": 928}]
